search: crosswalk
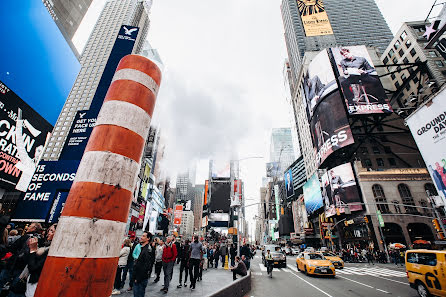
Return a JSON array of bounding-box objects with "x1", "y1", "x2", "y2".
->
[
  {"x1": 258, "y1": 264, "x2": 290, "y2": 273},
  {"x1": 336, "y1": 266, "x2": 406, "y2": 278}
]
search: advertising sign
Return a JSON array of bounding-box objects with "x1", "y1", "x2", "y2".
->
[
  {"x1": 377, "y1": 210, "x2": 385, "y2": 227},
  {"x1": 211, "y1": 160, "x2": 230, "y2": 178},
  {"x1": 266, "y1": 162, "x2": 280, "y2": 177},
  {"x1": 60, "y1": 25, "x2": 139, "y2": 160},
  {"x1": 285, "y1": 169, "x2": 295, "y2": 198},
  {"x1": 274, "y1": 185, "x2": 280, "y2": 220},
  {"x1": 210, "y1": 180, "x2": 231, "y2": 213},
  {"x1": 406, "y1": 91, "x2": 446, "y2": 207},
  {"x1": 303, "y1": 50, "x2": 354, "y2": 167},
  {"x1": 296, "y1": 0, "x2": 334, "y2": 37},
  {"x1": 231, "y1": 179, "x2": 242, "y2": 207},
  {"x1": 303, "y1": 173, "x2": 323, "y2": 216},
  {"x1": 0, "y1": 81, "x2": 53, "y2": 191},
  {"x1": 12, "y1": 160, "x2": 79, "y2": 222},
  {"x1": 331, "y1": 46, "x2": 392, "y2": 115},
  {"x1": 173, "y1": 204, "x2": 183, "y2": 225},
  {"x1": 322, "y1": 163, "x2": 363, "y2": 217}
]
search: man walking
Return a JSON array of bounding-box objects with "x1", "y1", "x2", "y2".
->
[
  {"x1": 133, "y1": 232, "x2": 151, "y2": 297},
  {"x1": 189, "y1": 235, "x2": 203, "y2": 290},
  {"x1": 177, "y1": 239, "x2": 190, "y2": 288},
  {"x1": 161, "y1": 236, "x2": 177, "y2": 293},
  {"x1": 220, "y1": 242, "x2": 227, "y2": 268},
  {"x1": 153, "y1": 238, "x2": 164, "y2": 283},
  {"x1": 229, "y1": 244, "x2": 237, "y2": 266}
]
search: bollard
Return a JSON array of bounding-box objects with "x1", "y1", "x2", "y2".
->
[
  {"x1": 34, "y1": 55, "x2": 161, "y2": 297},
  {"x1": 224, "y1": 255, "x2": 229, "y2": 270}
]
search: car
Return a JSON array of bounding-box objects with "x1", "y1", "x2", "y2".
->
[
  {"x1": 319, "y1": 251, "x2": 344, "y2": 269},
  {"x1": 262, "y1": 245, "x2": 287, "y2": 268},
  {"x1": 290, "y1": 247, "x2": 300, "y2": 255},
  {"x1": 406, "y1": 249, "x2": 446, "y2": 297},
  {"x1": 283, "y1": 247, "x2": 291, "y2": 255},
  {"x1": 296, "y1": 252, "x2": 336, "y2": 277}
]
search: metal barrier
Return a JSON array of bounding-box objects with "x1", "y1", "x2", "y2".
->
[{"x1": 207, "y1": 271, "x2": 251, "y2": 297}]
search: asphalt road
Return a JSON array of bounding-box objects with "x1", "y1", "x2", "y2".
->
[{"x1": 249, "y1": 254, "x2": 418, "y2": 297}]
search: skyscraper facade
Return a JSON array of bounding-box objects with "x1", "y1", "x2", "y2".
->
[
  {"x1": 270, "y1": 128, "x2": 295, "y2": 174},
  {"x1": 42, "y1": 0, "x2": 94, "y2": 59},
  {"x1": 43, "y1": 0, "x2": 151, "y2": 161},
  {"x1": 281, "y1": 0, "x2": 393, "y2": 88}
]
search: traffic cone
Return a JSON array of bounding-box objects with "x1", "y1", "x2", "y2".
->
[{"x1": 224, "y1": 255, "x2": 229, "y2": 270}]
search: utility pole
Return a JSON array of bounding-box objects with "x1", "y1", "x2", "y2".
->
[{"x1": 35, "y1": 55, "x2": 162, "y2": 297}]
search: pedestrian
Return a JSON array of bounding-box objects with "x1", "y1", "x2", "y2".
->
[
  {"x1": 188, "y1": 235, "x2": 202, "y2": 290},
  {"x1": 220, "y1": 243, "x2": 227, "y2": 268},
  {"x1": 229, "y1": 244, "x2": 237, "y2": 267},
  {"x1": 112, "y1": 238, "x2": 131, "y2": 295},
  {"x1": 241, "y1": 255, "x2": 250, "y2": 270},
  {"x1": 202, "y1": 242, "x2": 208, "y2": 271},
  {"x1": 24, "y1": 223, "x2": 57, "y2": 297},
  {"x1": 132, "y1": 232, "x2": 152, "y2": 297},
  {"x1": 153, "y1": 238, "x2": 164, "y2": 283},
  {"x1": 174, "y1": 238, "x2": 181, "y2": 264},
  {"x1": 160, "y1": 236, "x2": 177, "y2": 293},
  {"x1": 366, "y1": 250, "x2": 374, "y2": 265},
  {"x1": 177, "y1": 239, "x2": 190, "y2": 288},
  {"x1": 123, "y1": 237, "x2": 137, "y2": 292},
  {"x1": 230, "y1": 256, "x2": 247, "y2": 281},
  {"x1": 7, "y1": 230, "x2": 20, "y2": 246},
  {"x1": 208, "y1": 245, "x2": 214, "y2": 268},
  {"x1": 214, "y1": 245, "x2": 220, "y2": 268}
]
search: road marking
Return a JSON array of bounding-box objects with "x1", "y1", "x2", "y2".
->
[
  {"x1": 257, "y1": 264, "x2": 282, "y2": 272},
  {"x1": 337, "y1": 275, "x2": 390, "y2": 294},
  {"x1": 252, "y1": 272, "x2": 262, "y2": 276},
  {"x1": 287, "y1": 265, "x2": 333, "y2": 297},
  {"x1": 371, "y1": 275, "x2": 409, "y2": 286},
  {"x1": 337, "y1": 267, "x2": 406, "y2": 278}
]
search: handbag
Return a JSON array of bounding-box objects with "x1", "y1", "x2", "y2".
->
[{"x1": 9, "y1": 265, "x2": 29, "y2": 294}]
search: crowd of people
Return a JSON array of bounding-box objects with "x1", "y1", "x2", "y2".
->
[{"x1": 0, "y1": 218, "x2": 253, "y2": 297}]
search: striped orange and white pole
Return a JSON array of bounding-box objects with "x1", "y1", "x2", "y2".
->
[{"x1": 34, "y1": 55, "x2": 161, "y2": 297}]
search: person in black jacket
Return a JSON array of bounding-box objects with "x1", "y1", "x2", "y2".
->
[
  {"x1": 229, "y1": 244, "x2": 237, "y2": 267},
  {"x1": 132, "y1": 232, "x2": 152, "y2": 297},
  {"x1": 176, "y1": 239, "x2": 190, "y2": 288}
]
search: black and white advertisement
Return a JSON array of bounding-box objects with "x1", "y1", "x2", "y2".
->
[
  {"x1": 407, "y1": 89, "x2": 446, "y2": 207},
  {"x1": 0, "y1": 80, "x2": 53, "y2": 191},
  {"x1": 331, "y1": 46, "x2": 392, "y2": 115}
]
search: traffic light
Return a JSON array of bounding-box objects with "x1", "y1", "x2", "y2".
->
[
  {"x1": 364, "y1": 216, "x2": 369, "y2": 224},
  {"x1": 433, "y1": 219, "x2": 441, "y2": 231}
]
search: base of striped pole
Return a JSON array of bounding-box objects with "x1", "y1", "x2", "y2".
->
[{"x1": 34, "y1": 256, "x2": 118, "y2": 297}]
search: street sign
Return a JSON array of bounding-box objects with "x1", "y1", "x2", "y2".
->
[{"x1": 377, "y1": 210, "x2": 385, "y2": 227}]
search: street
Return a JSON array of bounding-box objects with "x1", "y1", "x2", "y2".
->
[{"x1": 249, "y1": 254, "x2": 417, "y2": 297}]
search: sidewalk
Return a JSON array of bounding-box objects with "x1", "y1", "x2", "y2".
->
[{"x1": 119, "y1": 263, "x2": 235, "y2": 297}]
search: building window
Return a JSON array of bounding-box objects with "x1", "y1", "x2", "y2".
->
[
  {"x1": 376, "y1": 158, "x2": 385, "y2": 167},
  {"x1": 435, "y1": 60, "x2": 444, "y2": 67},
  {"x1": 403, "y1": 57, "x2": 409, "y2": 64},
  {"x1": 384, "y1": 146, "x2": 392, "y2": 153},
  {"x1": 424, "y1": 183, "x2": 438, "y2": 196},
  {"x1": 364, "y1": 159, "x2": 372, "y2": 167},
  {"x1": 391, "y1": 73, "x2": 396, "y2": 80},
  {"x1": 372, "y1": 146, "x2": 380, "y2": 154},
  {"x1": 415, "y1": 57, "x2": 421, "y2": 63},
  {"x1": 413, "y1": 76, "x2": 419, "y2": 84},
  {"x1": 394, "y1": 40, "x2": 401, "y2": 49},
  {"x1": 393, "y1": 57, "x2": 398, "y2": 64},
  {"x1": 383, "y1": 56, "x2": 389, "y2": 64},
  {"x1": 398, "y1": 49, "x2": 404, "y2": 57},
  {"x1": 400, "y1": 31, "x2": 407, "y2": 40},
  {"x1": 392, "y1": 200, "x2": 402, "y2": 214},
  {"x1": 361, "y1": 147, "x2": 368, "y2": 154},
  {"x1": 398, "y1": 184, "x2": 417, "y2": 213},
  {"x1": 401, "y1": 73, "x2": 407, "y2": 81},
  {"x1": 429, "y1": 51, "x2": 438, "y2": 57},
  {"x1": 395, "y1": 81, "x2": 401, "y2": 89},
  {"x1": 388, "y1": 158, "x2": 397, "y2": 166},
  {"x1": 410, "y1": 48, "x2": 417, "y2": 57},
  {"x1": 419, "y1": 200, "x2": 431, "y2": 216},
  {"x1": 389, "y1": 49, "x2": 395, "y2": 58},
  {"x1": 405, "y1": 39, "x2": 412, "y2": 47},
  {"x1": 373, "y1": 184, "x2": 390, "y2": 213}
]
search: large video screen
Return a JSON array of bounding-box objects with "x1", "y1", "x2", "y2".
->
[
  {"x1": 303, "y1": 50, "x2": 354, "y2": 167},
  {"x1": 210, "y1": 181, "x2": 231, "y2": 213},
  {"x1": 331, "y1": 46, "x2": 392, "y2": 115},
  {"x1": 321, "y1": 163, "x2": 363, "y2": 217},
  {"x1": 303, "y1": 173, "x2": 323, "y2": 216},
  {"x1": 212, "y1": 160, "x2": 230, "y2": 178}
]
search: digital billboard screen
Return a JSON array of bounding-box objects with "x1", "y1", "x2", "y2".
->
[
  {"x1": 296, "y1": 0, "x2": 334, "y2": 37},
  {"x1": 0, "y1": 81, "x2": 53, "y2": 191},
  {"x1": 210, "y1": 181, "x2": 231, "y2": 213},
  {"x1": 211, "y1": 160, "x2": 230, "y2": 178},
  {"x1": 321, "y1": 163, "x2": 363, "y2": 217},
  {"x1": 285, "y1": 169, "x2": 295, "y2": 198},
  {"x1": 406, "y1": 89, "x2": 446, "y2": 205},
  {"x1": 303, "y1": 173, "x2": 323, "y2": 216},
  {"x1": 303, "y1": 50, "x2": 354, "y2": 167},
  {"x1": 331, "y1": 46, "x2": 392, "y2": 115},
  {"x1": 266, "y1": 162, "x2": 280, "y2": 177}
]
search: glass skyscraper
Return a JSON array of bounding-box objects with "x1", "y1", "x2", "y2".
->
[{"x1": 270, "y1": 128, "x2": 296, "y2": 174}]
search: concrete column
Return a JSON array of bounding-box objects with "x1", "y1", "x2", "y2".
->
[{"x1": 35, "y1": 55, "x2": 161, "y2": 297}]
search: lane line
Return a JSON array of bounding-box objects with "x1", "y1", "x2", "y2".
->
[
  {"x1": 286, "y1": 265, "x2": 333, "y2": 297},
  {"x1": 371, "y1": 274, "x2": 409, "y2": 285},
  {"x1": 376, "y1": 288, "x2": 390, "y2": 294},
  {"x1": 337, "y1": 275, "x2": 390, "y2": 294}
]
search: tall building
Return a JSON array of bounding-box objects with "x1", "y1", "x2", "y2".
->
[
  {"x1": 380, "y1": 21, "x2": 446, "y2": 111},
  {"x1": 180, "y1": 211, "x2": 195, "y2": 238},
  {"x1": 193, "y1": 185, "x2": 205, "y2": 230},
  {"x1": 175, "y1": 166, "x2": 196, "y2": 204},
  {"x1": 42, "y1": 0, "x2": 94, "y2": 59},
  {"x1": 281, "y1": 0, "x2": 393, "y2": 89},
  {"x1": 43, "y1": 0, "x2": 151, "y2": 161},
  {"x1": 270, "y1": 128, "x2": 295, "y2": 174}
]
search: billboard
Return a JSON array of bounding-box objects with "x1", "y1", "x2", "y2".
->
[
  {"x1": 321, "y1": 163, "x2": 362, "y2": 217},
  {"x1": 59, "y1": 25, "x2": 139, "y2": 160},
  {"x1": 303, "y1": 50, "x2": 354, "y2": 167},
  {"x1": 331, "y1": 46, "x2": 392, "y2": 115},
  {"x1": 211, "y1": 160, "x2": 230, "y2": 178},
  {"x1": 209, "y1": 180, "x2": 231, "y2": 213},
  {"x1": 285, "y1": 169, "x2": 295, "y2": 198},
  {"x1": 303, "y1": 173, "x2": 323, "y2": 216},
  {"x1": 231, "y1": 179, "x2": 242, "y2": 207},
  {"x1": 266, "y1": 162, "x2": 280, "y2": 177},
  {"x1": 0, "y1": 81, "x2": 53, "y2": 191},
  {"x1": 406, "y1": 91, "x2": 446, "y2": 206},
  {"x1": 296, "y1": 0, "x2": 334, "y2": 37},
  {"x1": 173, "y1": 204, "x2": 183, "y2": 226}
]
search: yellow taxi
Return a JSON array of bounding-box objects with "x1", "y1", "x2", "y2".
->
[
  {"x1": 296, "y1": 252, "x2": 336, "y2": 277},
  {"x1": 319, "y1": 251, "x2": 344, "y2": 269},
  {"x1": 406, "y1": 249, "x2": 446, "y2": 297}
]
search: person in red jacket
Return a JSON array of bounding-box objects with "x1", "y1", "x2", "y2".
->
[{"x1": 161, "y1": 236, "x2": 177, "y2": 293}]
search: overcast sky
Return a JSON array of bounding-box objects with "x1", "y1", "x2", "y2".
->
[{"x1": 73, "y1": 0, "x2": 438, "y2": 237}]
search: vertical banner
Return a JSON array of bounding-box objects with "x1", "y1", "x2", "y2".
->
[
  {"x1": 173, "y1": 204, "x2": 183, "y2": 226},
  {"x1": 285, "y1": 169, "x2": 295, "y2": 198},
  {"x1": 296, "y1": 0, "x2": 334, "y2": 37},
  {"x1": 303, "y1": 173, "x2": 323, "y2": 216},
  {"x1": 406, "y1": 91, "x2": 446, "y2": 208},
  {"x1": 231, "y1": 179, "x2": 242, "y2": 207},
  {"x1": 274, "y1": 185, "x2": 280, "y2": 220}
]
